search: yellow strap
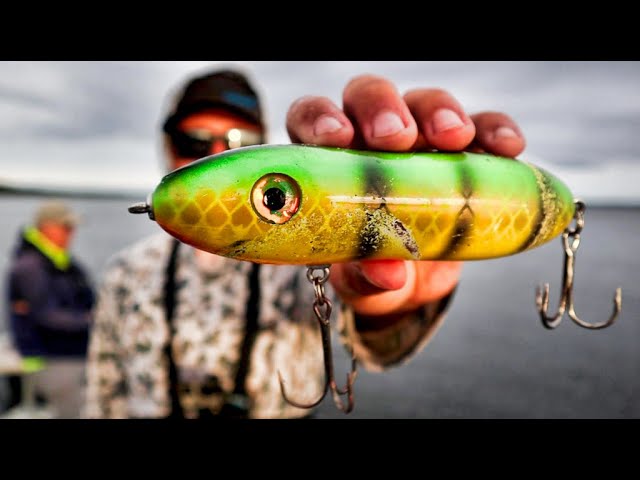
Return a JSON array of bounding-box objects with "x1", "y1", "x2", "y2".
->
[
  {"x1": 22, "y1": 356, "x2": 47, "y2": 373},
  {"x1": 23, "y1": 226, "x2": 70, "y2": 271}
]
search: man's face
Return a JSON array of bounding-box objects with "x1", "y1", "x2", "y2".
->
[
  {"x1": 167, "y1": 108, "x2": 263, "y2": 171},
  {"x1": 39, "y1": 222, "x2": 75, "y2": 250}
]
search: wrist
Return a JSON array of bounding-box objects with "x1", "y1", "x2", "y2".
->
[
  {"x1": 352, "y1": 277, "x2": 460, "y2": 332},
  {"x1": 354, "y1": 307, "x2": 425, "y2": 332}
]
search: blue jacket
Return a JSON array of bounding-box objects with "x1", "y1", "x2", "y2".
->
[{"x1": 6, "y1": 230, "x2": 95, "y2": 357}]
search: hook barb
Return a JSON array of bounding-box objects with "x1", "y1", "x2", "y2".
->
[
  {"x1": 566, "y1": 287, "x2": 622, "y2": 330},
  {"x1": 536, "y1": 282, "x2": 565, "y2": 329}
]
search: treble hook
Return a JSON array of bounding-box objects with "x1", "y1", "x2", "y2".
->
[
  {"x1": 278, "y1": 266, "x2": 358, "y2": 413},
  {"x1": 536, "y1": 200, "x2": 622, "y2": 330}
]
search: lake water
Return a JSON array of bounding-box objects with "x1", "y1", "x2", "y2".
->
[{"x1": 0, "y1": 196, "x2": 637, "y2": 418}]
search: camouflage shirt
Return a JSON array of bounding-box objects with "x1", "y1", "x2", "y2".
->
[{"x1": 85, "y1": 233, "x2": 453, "y2": 419}]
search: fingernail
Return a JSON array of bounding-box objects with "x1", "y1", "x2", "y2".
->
[
  {"x1": 372, "y1": 110, "x2": 405, "y2": 138},
  {"x1": 357, "y1": 264, "x2": 389, "y2": 289},
  {"x1": 431, "y1": 108, "x2": 465, "y2": 133},
  {"x1": 313, "y1": 115, "x2": 343, "y2": 136},
  {"x1": 345, "y1": 264, "x2": 388, "y2": 296},
  {"x1": 493, "y1": 126, "x2": 519, "y2": 140}
]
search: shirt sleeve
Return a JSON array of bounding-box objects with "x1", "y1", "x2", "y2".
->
[
  {"x1": 83, "y1": 260, "x2": 129, "y2": 419},
  {"x1": 335, "y1": 289, "x2": 456, "y2": 372}
]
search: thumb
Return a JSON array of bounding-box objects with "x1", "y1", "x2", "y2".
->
[{"x1": 330, "y1": 259, "x2": 408, "y2": 298}]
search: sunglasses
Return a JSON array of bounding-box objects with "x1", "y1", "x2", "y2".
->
[{"x1": 169, "y1": 128, "x2": 264, "y2": 159}]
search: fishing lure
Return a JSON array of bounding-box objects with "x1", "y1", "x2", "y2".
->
[{"x1": 130, "y1": 144, "x2": 622, "y2": 413}]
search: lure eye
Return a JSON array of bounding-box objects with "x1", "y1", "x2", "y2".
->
[{"x1": 251, "y1": 173, "x2": 301, "y2": 224}]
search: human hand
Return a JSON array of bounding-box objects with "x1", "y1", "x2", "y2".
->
[{"x1": 286, "y1": 74, "x2": 526, "y2": 319}]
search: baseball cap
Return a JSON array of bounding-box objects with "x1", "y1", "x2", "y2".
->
[
  {"x1": 162, "y1": 69, "x2": 264, "y2": 134},
  {"x1": 34, "y1": 201, "x2": 81, "y2": 228}
]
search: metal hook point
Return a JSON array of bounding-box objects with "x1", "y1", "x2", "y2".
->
[
  {"x1": 567, "y1": 286, "x2": 622, "y2": 330},
  {"x1": 278, "y1": 370, "x2": 328, "y2": 409},
  {"x1": 536, "y1": 282, "x2": 564, "y2": 329}
]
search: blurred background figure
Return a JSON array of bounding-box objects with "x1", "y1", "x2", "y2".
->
[
  {"x1": 84, "y1": 68, "x2": 329, "y2": 419},
  {"x1": 3, "y1": 200, "x2": 94, "y2": 418}
]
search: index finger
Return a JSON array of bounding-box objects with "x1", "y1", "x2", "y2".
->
[{"x1": 343, "y1": 74, "x2": 418, "y2": 151}]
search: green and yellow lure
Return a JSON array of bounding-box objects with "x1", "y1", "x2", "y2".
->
[{"x1": 139, "y1": 144, "x2": 575, "y2": 265}]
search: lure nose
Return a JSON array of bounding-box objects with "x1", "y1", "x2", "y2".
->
[{"x1": 128, "y1": 196, "x2": 155, "y2": 220}]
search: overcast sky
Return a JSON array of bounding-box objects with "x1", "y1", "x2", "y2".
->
[{"x1": 0, "y1": 61, "x2": 638, "y2": 204}]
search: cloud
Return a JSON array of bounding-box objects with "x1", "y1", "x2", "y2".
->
[
  {"x1": 0, "y1": 61, "x2": 638, "y2": 203},
  {"x1": 0, "y1": 135, "x2": 163, "y2": 190}
]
